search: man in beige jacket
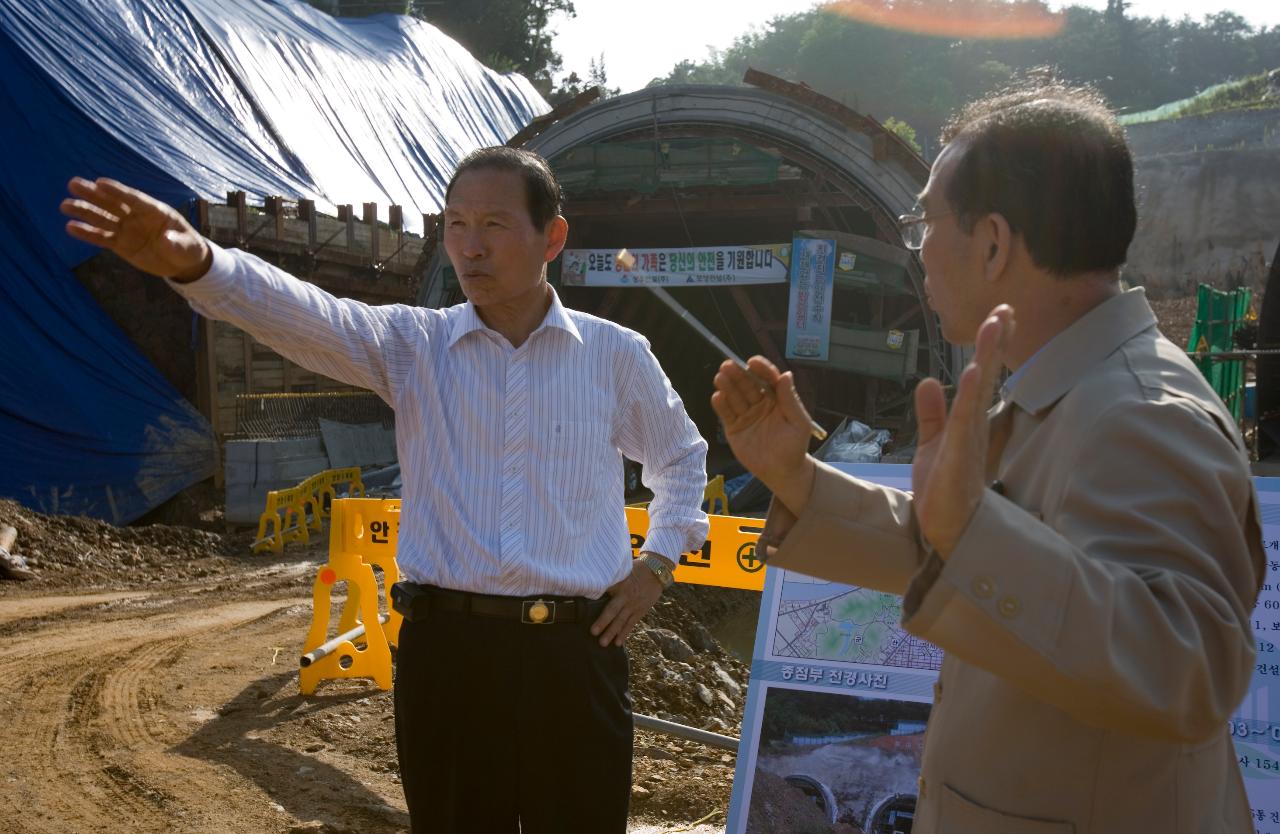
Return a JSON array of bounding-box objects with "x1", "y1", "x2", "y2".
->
[{"x1": 712, "y1": 80, "x2": 1264, "y2": 833}]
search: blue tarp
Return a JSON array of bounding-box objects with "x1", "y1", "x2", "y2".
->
[{"x1": 0, "y1": 0, "x2": 548, "y2": 523}]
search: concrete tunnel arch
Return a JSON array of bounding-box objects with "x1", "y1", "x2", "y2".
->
[{"x1": 420, "y1": 75, "x2": 961, "y2": 480}]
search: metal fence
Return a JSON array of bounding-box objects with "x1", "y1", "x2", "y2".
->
[{"x1": 232, "y1": 391, "x2": 394, "y2": 440}]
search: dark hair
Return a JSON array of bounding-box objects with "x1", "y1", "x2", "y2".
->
[
  {"x1": 940, "y1": 76, "x2": 1136, "y2": 276},
  {"x1": 445, "y1": 147, "x2": 563, "y2": 229}
]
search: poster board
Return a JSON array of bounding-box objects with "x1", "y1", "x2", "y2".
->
[
  {"x1": 727, "y1": 466, "x2": 1280, "y2": 833},
  {"x1": 727, "y1": 464, "x2": 928, "y2": 833}
]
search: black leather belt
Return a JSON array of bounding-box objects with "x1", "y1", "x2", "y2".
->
[{"x1": 392, "y1": 582, "x2": 607, "y2": 625}]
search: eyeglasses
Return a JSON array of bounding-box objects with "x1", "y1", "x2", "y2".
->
[{"x1": 897, "y1": 205, "x2": 953, "y2": 250}]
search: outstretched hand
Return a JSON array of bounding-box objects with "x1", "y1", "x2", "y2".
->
[
  {"x1": 61, "y1": 177, "x2": 211, "y2": 283},
  {"x1": 912, "y1": 305, "x2": 1015, "y2": 558},
  {"x1": 710, "y1": 356, "x2": 816, "y2": 515}
]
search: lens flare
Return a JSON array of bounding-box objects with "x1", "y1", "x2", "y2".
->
[{"x1": 822, "y1": 0, "x2": 1065, "y2": 40}]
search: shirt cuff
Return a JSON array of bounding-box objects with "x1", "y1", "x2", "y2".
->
[
  {"x1": 642, "y1": 527, "x2": 690, "y2": 566},
  {"x1": 164, "y1": 240, "x2": 238, "y2": 301}
]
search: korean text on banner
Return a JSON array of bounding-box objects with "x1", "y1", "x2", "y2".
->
[
  {"x1": 561, "y1": 245, "x2": 790, "y2": 287},
  {"x1": 785, "y1": 236, "x2": 836, "y2": 361}
]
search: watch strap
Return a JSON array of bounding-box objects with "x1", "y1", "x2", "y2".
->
[{"x1": 637, "y1": 551, "x2": 675, "y2": 589}]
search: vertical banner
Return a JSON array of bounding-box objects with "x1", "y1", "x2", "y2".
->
[
  {"x1": 785, "y1": 237, "x2": 836, "y2": 361},
  {"x1": 727, "y1": 464, "x2": 933, "y2": 834},
  {"x1": 728, "y1": 466, "x2": 1280, "y2": 833}
]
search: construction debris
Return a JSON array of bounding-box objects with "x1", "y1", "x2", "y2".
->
[
  {"x1": 0, "y1": 523, "x2": 34, "y2": 580},
  {"x1": 0, "y1": 498, "x2": 240, "y2": 588}
]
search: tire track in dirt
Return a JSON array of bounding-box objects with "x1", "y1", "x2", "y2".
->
[
  {"x1": 0, "y1": 591, "x2": 154, "y2": 630},
  {"x1": 0, "y1": 597, "x2": 303, "y2": 834}
]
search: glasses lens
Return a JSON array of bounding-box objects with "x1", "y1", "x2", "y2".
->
[{"x1": 898, "y1": 215, "x2": 923, "y2": 250}]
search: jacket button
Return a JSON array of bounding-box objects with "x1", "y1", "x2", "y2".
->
[
  {"x1": 971, "y1": 576, "x2": 995, "y2": 599},
  {"x1": 998, "y1": 596, "x2": 1021, "y2": 618},
  {"x1": 917, "y1": 775, "x2": 926, "y2": 798},
  {"x1": 932, "y1": 680, "x2": 943, "y2": 701}
]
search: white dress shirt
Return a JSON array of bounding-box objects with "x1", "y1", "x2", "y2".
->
[{"x1": 174, "y1": 244, "x2": 709, "y2": 597}]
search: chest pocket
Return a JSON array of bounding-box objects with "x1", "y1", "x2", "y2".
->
[{"x1": 547, "y1": 420, "x2": 613, "y2": 501}]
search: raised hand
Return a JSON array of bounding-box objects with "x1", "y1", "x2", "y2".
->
[
  {"x1": 912, "y1": 305, "x2": 1015, "y2": 558},
  {"x1": 61, "y1": 177, "x2": 211, "y2": 283},
  {"x1": 711, "y1": 356, "x2": 816, "y2": 515}
]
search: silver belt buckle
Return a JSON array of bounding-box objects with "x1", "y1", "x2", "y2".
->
[{"x1": 521, "y1": 599, "x2": 556, "y2": 624}]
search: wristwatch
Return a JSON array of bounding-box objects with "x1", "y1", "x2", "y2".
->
[{"x1": 637, "y1": 551, "x2": 675, "y2": 590}]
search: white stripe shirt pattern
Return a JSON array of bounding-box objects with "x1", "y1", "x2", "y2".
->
[{"x1": 175, "y1": 244, "x2": 710, "y2": 597}]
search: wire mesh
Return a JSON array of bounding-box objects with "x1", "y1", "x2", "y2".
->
[{"x1": 232, "y1": 392, "x2": 394, "y2": 440}]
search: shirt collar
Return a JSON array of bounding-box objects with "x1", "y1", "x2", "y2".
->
[
  {"x1": 1004, "y1": 287, "x2": 1158, "y2": 414},
  {"x1": 999, "y1": 342, "x2": 1045, "y2": 405},
  {"x1": 447, "y1": 286, "x2": 583, "y2": 349}
]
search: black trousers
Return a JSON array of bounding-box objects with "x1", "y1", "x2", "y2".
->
[{"x1": 393, "y1": 601, "x2": 633, "y2": 834}]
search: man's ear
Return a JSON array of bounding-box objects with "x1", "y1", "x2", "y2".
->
[
  {"x1": 544, "y1": 215, "x2": 568, "y2": 263},
  {"x1": 983, "y1": 212, "x2": 1012, "y2": 283}
]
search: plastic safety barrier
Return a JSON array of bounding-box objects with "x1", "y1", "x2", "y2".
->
[
  {"x1": 628, "y1": 474, "x2": 729, "y2": 515},
  {"x1": 299, "y1": 494, "x2": 765, "y2": 694},
  {"x1": 252, "y1": 467, "x2": 365, "y2": 554},
  {"x1": 626, "y1": 507, "x2": 766, "y2": 592},
  {"x1": 299, "y1": 498, "x2": 401, "y2": 695}
]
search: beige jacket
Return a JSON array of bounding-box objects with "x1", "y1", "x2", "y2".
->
[{"x1": 761, "y1": 289, "x2": 1264, "y2": 833}]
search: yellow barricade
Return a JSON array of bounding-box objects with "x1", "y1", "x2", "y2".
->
[
  {"x1": 703, "y1": 474, "x2": 728, "y2": 515},
  {"x1": 299, "y1": 495, "x2": 764, "y2": 695},
  {"x1": 313, "y1": 467, "x2": 365, "y2": 521},
  {"x1": 628, "y1": 475, "x2": 730, "y2": 516},
  {"x1": 253, "y1": 467, "x2": 366, "y2": 554},
  {"x1": 299, "y1": 497, "x2": 401, "y2": 695},
  {"x1": 626, "y1": 506, "x2": 766, "y2": 591}
]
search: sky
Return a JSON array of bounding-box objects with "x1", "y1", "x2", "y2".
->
[{"x1": 552, "y1": 0, "x2": 1280, "y2": 93}]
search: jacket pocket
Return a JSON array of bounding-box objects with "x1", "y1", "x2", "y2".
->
[{"x1": 940, "y1": 784, "x2": 1075, "y2": 834}]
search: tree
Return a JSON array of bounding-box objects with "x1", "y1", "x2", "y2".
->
[
  {"x1": 413, "y1": 0, "x2": 576, "y2": 95},
  {"x1": 650, "y1": 2, "x2": 1280, "y2": 153},
  {"x1": 587, "y1": 53, "x2": 620, "y2": 98},
  {"x1": 547, "y1": 53, "x2": 620, "y2": 105},
  {"x1": 883, "y1": 117, "x2": 924, "y2": 155}
]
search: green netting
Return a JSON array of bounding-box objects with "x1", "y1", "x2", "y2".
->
[
  {"x1": 1119, "y1": 80, "x2": 1236, "y2": 125},
  {"x1": 1187, "y1": 283, "x2": 1252, "y2": 421},
  {"x1": 551, "y1": 139, "x2": 781, "y2": 194}
]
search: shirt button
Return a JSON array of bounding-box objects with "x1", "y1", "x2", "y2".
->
[
  {"x1": 971, "y1": 576, "x2": 995, "y2": 599},
  {"x1": 998, "y1": 596, "x2": 1021, "y2": 618}
]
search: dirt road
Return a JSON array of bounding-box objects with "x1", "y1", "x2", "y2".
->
[
  {"x1": 0, "y1": 558, "x2": 416, "y2": 834},
  {"x1": 0, "y1": 541, "x2": 738, "y2": 833}
]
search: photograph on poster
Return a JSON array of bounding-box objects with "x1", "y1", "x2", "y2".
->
[{"x1": 745, "y1": 684, "x2": 930, "y2": 834}]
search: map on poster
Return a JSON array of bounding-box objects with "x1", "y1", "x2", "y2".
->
[
  {"x1": 772, "y1": 575, "x2": 943, "y2": 672},
  {"x1": 727, "y1": 464, "x2": 1280, "y2": 834}
]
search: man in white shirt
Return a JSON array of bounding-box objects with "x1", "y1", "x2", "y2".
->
[{"x1": 61, "y1": 147, "x2": 709, "y2": 834}]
